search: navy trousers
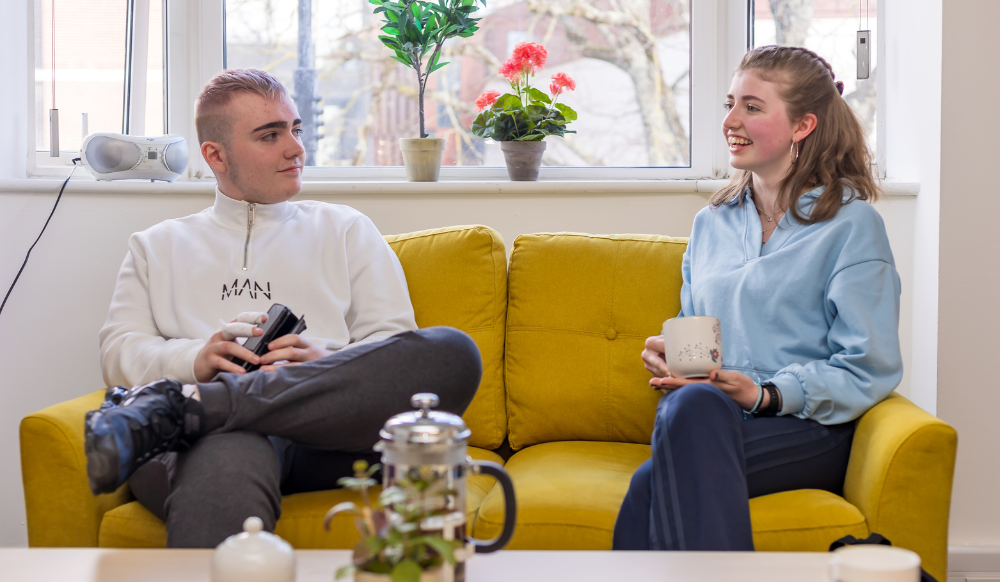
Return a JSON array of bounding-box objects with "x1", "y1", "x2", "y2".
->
[{"x1": 612, "y1": 383, "x2": 855, "y2": 551}]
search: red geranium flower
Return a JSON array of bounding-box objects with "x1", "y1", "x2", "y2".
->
[
  {"x1": 511, "y1": 42, "x2": 548, "y2": 73},
  {"x1": 550, "y1": 72, "x2": 576, "y2": 91},
  {"x1": 499, "y1": 59, "x2": 521, "y2": 82},
  {"x1": 475, "y1": 90, "x2": 502, "y2": 111}
]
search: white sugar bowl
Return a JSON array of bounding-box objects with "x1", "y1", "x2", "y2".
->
[{"x1": 211, "y1": 517, "x2": 296, "y2": 582}]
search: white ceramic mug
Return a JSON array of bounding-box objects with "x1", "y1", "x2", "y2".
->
[
  {"x1": 662, "y1": 316, "x2": 723, "y2": 378},
  {"x1": 829, "y1": 546, "x2": 921, "y2": 582}
]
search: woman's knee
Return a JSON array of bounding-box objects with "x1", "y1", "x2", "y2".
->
[
  {"x1": 660, "y1": 383, "x2": 735, "y2": 415},
  {"x1": 654, "y1": 383, "x2": 741, "y2": 437}
]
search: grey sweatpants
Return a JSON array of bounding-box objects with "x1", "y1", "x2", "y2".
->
[{"x1": 128, "y1": 327, "x2": 482, "y2": 548}]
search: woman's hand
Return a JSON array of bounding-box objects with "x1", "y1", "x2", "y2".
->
[
  {"x1": 653, "y1": 369, "x2": 766, "y2": 411},
  {"x1": 641, "y1": 335, "x2": 671, "y2": 378},
  {"x1": 258, "y1": 335, "x2": 334, "y2": 371}
]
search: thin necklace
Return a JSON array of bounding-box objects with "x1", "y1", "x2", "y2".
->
[{"x1": 754, "y1": 202, "x2": 784, "y2": 223}]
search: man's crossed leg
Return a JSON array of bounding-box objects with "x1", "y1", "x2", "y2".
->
[{"x1": 84, "y1": 326, "x2": 482, "y2": 547}]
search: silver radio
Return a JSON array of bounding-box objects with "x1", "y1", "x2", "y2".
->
[{"x1": 81, "y1": 132, "x2": 189, "y2": 182}]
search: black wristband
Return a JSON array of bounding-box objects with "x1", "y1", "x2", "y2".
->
[{"x1": 757, "y1": 383, "x2": 781, "y2": 417}]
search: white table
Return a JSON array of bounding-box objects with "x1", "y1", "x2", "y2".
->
[{"x1": 1, "y1": 548, "x2": 833, "y2": 581}]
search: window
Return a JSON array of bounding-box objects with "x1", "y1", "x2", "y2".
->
[
  {"x1": 31, "y1": 0, "x2": 166, "y2": 170},
  {"x1": 225, "y1": 0, "x2": 694, "y2": 170},
  {"x1": 34, "y1": 0, "x2": 128, "y2": 155},
  {"x1": 751, "y1": 0, "x2": 878, "y2": 155},
  {"x1": 34, "y1": 1, "x2": 883, "y2": 180}
]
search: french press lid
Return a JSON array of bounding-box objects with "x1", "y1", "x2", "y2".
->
[{"x1": 380, "y1": 393, "x2": 471, "y2": 445}]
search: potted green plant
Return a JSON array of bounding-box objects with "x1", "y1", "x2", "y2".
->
[
  {"x1": 324, "y1": 460, "x2": 464, "y2": 582},
  {"x1": 370, "y1": 0, "x2": 486, "y2": 181},
  {"x1": 471, "y1": 42, "x2": 578, "y2": 181}
]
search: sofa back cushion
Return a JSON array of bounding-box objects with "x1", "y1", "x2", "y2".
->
[
  {"x1": 385, "y1": 225, "x2": 508, "y2": 449},
  {"x1": 505, "y1": 233, "x2": 687, "y2": 450}
]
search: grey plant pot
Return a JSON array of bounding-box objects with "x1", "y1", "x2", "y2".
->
[
  {"x1": 500, "y1": 140, "x2": 546, "y2": 181},
  {"x1": 399, "y1": 138, "x2": 446, "y2": 182}
]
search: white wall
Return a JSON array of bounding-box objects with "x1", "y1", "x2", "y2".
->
[
  {"x1": 937, "y1": 0, "x2": 1000, "y2": 548},
  {"x1": 885, "y1": 0, "x2": 942, "y2": 417}
]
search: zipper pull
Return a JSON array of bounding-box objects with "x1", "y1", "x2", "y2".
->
[{"x1": 242, "y1": 203, "x2": 256, "y2": 271}]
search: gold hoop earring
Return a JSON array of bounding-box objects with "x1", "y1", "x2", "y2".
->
[{"x1": 789, "y1": 141, "x2": 800, "y2": 164}]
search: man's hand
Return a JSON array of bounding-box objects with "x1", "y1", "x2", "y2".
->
[
  {"x1": 258, "y1": 335, "x2": 334, "y2": 371},
  {"x1": 193, "y1": 329, "x2": 263, "y2": 381},
  {"x1": 192, "y1": 312, "x2": 268, "y2": 382}
]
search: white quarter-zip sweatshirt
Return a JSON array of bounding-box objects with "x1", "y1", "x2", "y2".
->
[{"x1": 99, "y1": 187, "x2": 417, "y2": 387}]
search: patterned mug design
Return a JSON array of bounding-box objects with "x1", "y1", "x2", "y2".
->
[{"x1": 677, "y1": 343, "x2": 720, "y2": 363}]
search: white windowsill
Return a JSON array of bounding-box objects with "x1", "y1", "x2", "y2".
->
[{"x1": 0, "y1": 178, "x2": 920, "y2": 196}]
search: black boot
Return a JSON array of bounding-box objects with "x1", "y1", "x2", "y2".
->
[
  {"x1": 84, "y1": 379, "x2": 205, "y2": 495},
  {"x1": 99, "y1": 385, "x2": 130, "y2": 410}
]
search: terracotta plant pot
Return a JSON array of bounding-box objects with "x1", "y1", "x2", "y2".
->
[
  {"x1": 399, "y1": 138, "x2": 446, "y2": 182},
  {"x1": 500, "y1": 140, "x2": 546, "y2": 181},
  {"x1": 354, "y1": 567, "x2": 444, "y2": 582}
]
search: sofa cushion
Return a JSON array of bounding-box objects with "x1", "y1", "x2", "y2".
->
[
  {"x1": 474, "y1": 441, "x2": 868, "y2": 551},
  {"x1": 505, "y1": 233, "x2": 687, "y2": 450},
  {"x1": 474, "y1": 441, "x2": 649, "y2": 549},
  {"x1": 98, "y1": 447, "x2": 503, "y2": 548},
  {"x1": 385, "y1": 225, "x2": 507, "y2": 450},
  {"x1": 749, "y1": 489, "x2": 868, "y2": 550}
]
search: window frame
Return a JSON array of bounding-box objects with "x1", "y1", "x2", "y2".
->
[
  {"x1": 26, "y1": 0, "x2": 169, "y2": 177},
  {"x1": 209, "y1": 0, "x2": 743, "y2": 181},
  {"x1": 26, "y1": 0, "x2": 887, "y2": 182}
]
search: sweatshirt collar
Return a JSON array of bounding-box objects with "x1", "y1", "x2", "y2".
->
[{"x1": 208, "y1": 186, "x2": 296, "y2": 231}]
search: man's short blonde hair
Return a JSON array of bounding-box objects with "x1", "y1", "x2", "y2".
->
[{"x1": 195, "y1": 68, "x2": 288, "y2": 145}]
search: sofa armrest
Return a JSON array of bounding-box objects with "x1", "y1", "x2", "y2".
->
[
  {"x1": 20, "y1": 389, "x2": 133, "y2": 547},
  {"x1": 843, "y1": 392, "x2": 957, "y2": 582}
]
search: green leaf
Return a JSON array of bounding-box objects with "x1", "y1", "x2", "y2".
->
[
  {"x1": 382, "y1": 26, "x2": 401, "y2": 35},
  {"x1": 555, "y1": 103, "x2": 578, "y2": 122},
  {"x1": 386, "y1": 9, "x2": 399, "y2": 22},
  {"x1": 368, "y1": 0, "x2": 383, "y2": 4},
  {"x1": 335, "y1": 565, "x2": 357, "y2": 580},
  {"x1": 368, "y1": 561, "x2": 393, "y2": 574},
  {"x1": 495, "y1": 94, "x2": 521, "y2": 111},
  {"x1": 411, "y1": 2, "x2": 421, "y2": 17},
  {"x1": 427, "y1": 61, "x2": 449, "y2": 74},
  {"x1": 391, "y1": 559, "x2": 422, "y2": 582},
  {"x1": 417, "y1": 536, "x2": 459, "y2": 564},
  {"x1": 379, "y1": 36, "x2": 402, "y2": 48},
  {"x1": 365, "y1": 535, "x2": 388, "y2": 556},
  {"x1": 471, "y1": 111, "x2": 496, "y2": 139},
  {"x1": 390, "y1": 54, "x2": 413, "y2": 67},
  {"x1": 515, "y1": 133, "x2": 545, "y2": 141},
  {"x1": 525, "y1": 87, "x2": 552, "y2": 105}
]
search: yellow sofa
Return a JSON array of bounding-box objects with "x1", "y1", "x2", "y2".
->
[{"x1": 20, "y1": 225, "x2": 957, "y2": 581}]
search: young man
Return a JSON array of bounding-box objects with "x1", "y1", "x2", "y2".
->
[{"x1": 86, "y1": 69, "x2": 481, "y2": 548}]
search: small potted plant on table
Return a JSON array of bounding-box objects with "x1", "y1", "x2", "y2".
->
[
  {"x1": 471, "y1": 42, "x2": 578, "y2": 181},
  {"x1": 325, "y1": 461, "x2": 464, "y2": 582},
  {"x1": 370, "y1": 0, "x2": 486, "y2": 181}
]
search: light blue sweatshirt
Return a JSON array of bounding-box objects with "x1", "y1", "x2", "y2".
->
[{"x1": 680, "y1": 185, "x2": 902, "y2": 425}]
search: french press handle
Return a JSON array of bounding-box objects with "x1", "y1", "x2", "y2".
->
[{"x1": 468, "y1": 460, "x2": 516, "y2": 553}]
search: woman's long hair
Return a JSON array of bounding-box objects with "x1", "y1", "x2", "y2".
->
[{"x1": 710, "y1": 46, "x2": 880, "y2": 225}]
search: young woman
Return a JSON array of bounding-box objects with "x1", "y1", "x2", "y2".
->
[{"x1": 612, "y1": 45, "x2": 902, "y2": 551}]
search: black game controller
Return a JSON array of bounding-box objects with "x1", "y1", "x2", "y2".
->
[{"x1": 228, "y1": 303, "x2": 307, "y2": 372}]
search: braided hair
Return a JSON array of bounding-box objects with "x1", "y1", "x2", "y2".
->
[{"x1": 711, "y1": 45, "x2": 878, "y2": 224}]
